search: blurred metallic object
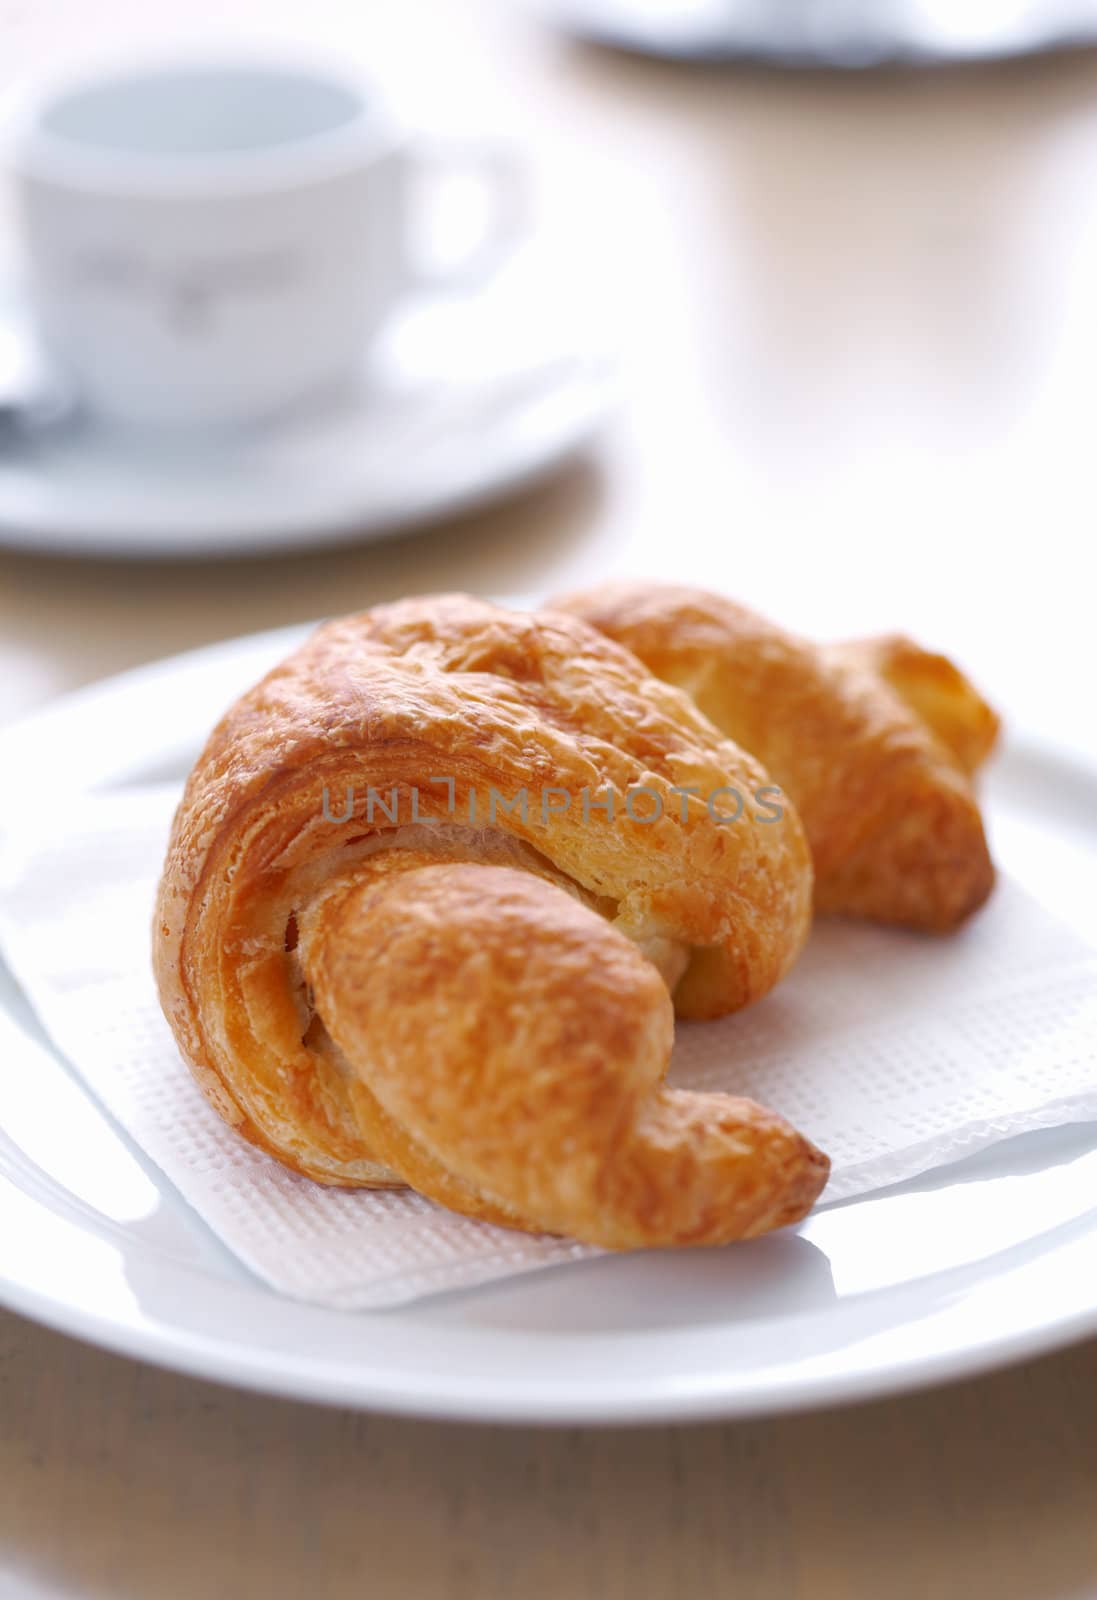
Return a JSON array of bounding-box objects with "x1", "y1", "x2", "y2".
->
[
  {"x1": 0, "y1": 318, "x2": 73, "y2": 442},
  {"x1": 528, "y1": 0, "x2": 1097, "y2": 65}
]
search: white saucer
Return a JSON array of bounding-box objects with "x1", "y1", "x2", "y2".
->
[
  {"x1": 0, "y1": 260, "x2": 615, "y2": 559},
  {"x1": 530, "y1": 0, "x2": 1097, "y2": 64},
  {"x1": 3, "y1": 619, "x2": 1097, "y2": 1423}
]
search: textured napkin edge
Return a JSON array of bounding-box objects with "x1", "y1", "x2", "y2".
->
[{"x1": 819, "y1": 1092, "x2": 1097, "y2": 1206}]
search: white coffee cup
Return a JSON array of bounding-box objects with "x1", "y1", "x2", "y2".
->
[{"x1": 6, "y1": 57, "x2": 527, "y2": 429}]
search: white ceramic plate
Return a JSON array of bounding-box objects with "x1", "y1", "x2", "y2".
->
[
  {"x1": 0, "y1": 255, "x2": 614, "y2": 558},
  {"x1": 2, "y1": 619, "x2": 1097, "y2": 1424}
]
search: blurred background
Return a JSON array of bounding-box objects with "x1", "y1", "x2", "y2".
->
[
  {"x1": 4, "y1": 12, "x2": 1097, "y2": 1593},
  {"x1": 1, "y1": 0, "x2": 1094, "y2": 741}
]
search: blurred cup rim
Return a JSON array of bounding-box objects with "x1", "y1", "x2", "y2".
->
[{"x1": 3, "y1": 51, "x2": 408, "y2": 199}]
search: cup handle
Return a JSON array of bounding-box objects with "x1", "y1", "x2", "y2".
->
[{"x1": 404, "y1": 139, "x2": 529, "y2": 291}]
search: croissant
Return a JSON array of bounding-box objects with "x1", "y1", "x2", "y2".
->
[
  {"x1": 154, "y1": 594, "x2": 828, "y2": 1249},
  {"x1": 553, "y1": 582, "x2": 998, "y2": 932}
]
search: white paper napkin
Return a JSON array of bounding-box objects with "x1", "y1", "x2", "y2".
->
[{"x1": 2, "y1": 784, "x2": 1096, "y2": 1309}]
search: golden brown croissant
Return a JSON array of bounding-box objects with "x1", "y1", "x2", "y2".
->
[
  {"x1": 553, "y1": 582, "x2": 997, "y2": 932},
  {"x1": 154, "y1": 594, "x2": 828, "y2": 1249}
]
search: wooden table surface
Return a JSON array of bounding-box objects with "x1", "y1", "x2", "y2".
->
[{"x1": 3, "y1": 3, "x2": 1097, "y2": 1595}]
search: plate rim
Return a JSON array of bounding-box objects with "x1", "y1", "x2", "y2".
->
[{"x1": 5, "y1": 1198, "x2": 1097, "y2": 1426}]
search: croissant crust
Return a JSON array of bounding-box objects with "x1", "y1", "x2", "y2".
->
[
  {"x1": 154, "y1": 594, "x2": 827, "y2": 1245},
  {"x1": 554, "y1": 582, "x2": 998, "y2": 932}
]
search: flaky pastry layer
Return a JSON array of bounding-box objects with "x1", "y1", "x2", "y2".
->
[
  {"x1": 554, "y1": 583, "x2": 998, "y2": 932},
  {"x1": 154, "y1": 595, "x2": 826, "y2": 1245}
]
